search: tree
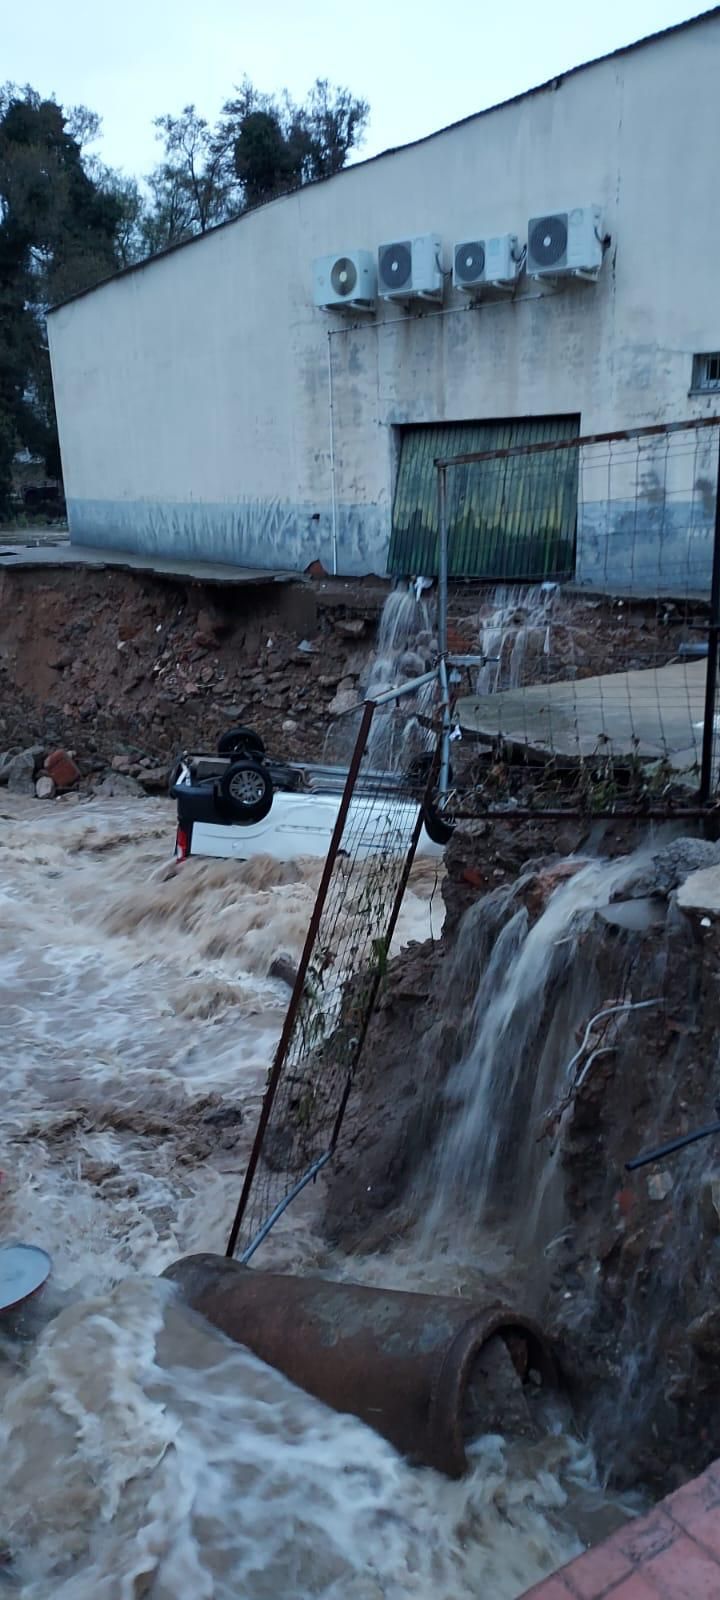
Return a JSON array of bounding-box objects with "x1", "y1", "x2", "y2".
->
[
  {"x1": 295, "y1": 79, "x2": 370, "y2": 181},
  {"x1": 223, "y1": 77, "x2": 370, "y2": 204},
  {"x1": 144, "y1": 78, "x2": 369, "y2": 246},
  {"x1": 0, "y1": 90, "x2": 123, "y2": 300},
  {"x1": 0, "y1": 75, "x2": 370, "y2": 514},
  {"x1": 0, "y1": 402, "x2": 16, "y2": 515},
  {"x1": 141, "y1": 105, "x2": 232, "y2": 251},
  {"x1": 83, "y1": 157, "x2": 146, "y2": 267},
  {"x1": 0, "y1": 84, "x2": 139, "y2": 508},
  {"x1": 231, "y1": 107, "x2": 296, "y2": 210}
]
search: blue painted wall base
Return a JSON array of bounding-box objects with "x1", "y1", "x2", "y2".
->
[
  {"x1": 68, "y1": 494, "x2": 714, "y2": 597},
  {"x1": 67, "y1": 497, "x2": 390, "y2": 579}
]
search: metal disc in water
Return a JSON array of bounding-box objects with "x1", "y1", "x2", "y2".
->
[{"x1": 0, "y1": 1244, "x2": 52, "y2": 1312}]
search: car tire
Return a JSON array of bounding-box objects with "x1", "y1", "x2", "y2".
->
[
  {"x1": 421, "y1": 799, "x2": 456, "y2": 846},
  {"x1": 217, "y1": 726, "x2": 266, "y2": 758},
  {"x1": 407, "y1": 750, "x2": 456, "y2": 842},
  {"x1": 219, "y1": 759, "x2": 274, "y2": 823}
]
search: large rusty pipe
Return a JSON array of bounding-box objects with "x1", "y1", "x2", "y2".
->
[{"x1": 163, "y1": 1254, "x2": 558, "y2": 1477}]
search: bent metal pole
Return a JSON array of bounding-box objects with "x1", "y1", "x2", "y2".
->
[{"x1": 436, "y1": 464, "x2": 452, "y2": 795}]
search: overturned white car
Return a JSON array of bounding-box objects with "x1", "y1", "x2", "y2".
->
[{"x1": 171, "y1": 725, "x2": 450, "y2": 863}]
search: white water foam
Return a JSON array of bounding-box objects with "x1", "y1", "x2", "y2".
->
[
  {"x1": 476, "y1": 584, "x2": 559, "y2": 697},
  {"x1": 0, "y1": 792, "x2": 625, "y2": 1596},
  {"x1": 325, "y1": 582, "x2": 437, "y2": 772},
  {"x1": 421, "y1": 844, "x2": 661, "y2": 1253}
]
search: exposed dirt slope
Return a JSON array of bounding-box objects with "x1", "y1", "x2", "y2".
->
[
  {"x1": 0, "y1": 565, "x2": 701, "y2": 777},
  {"x1": 323, "y1": 818, "x2": 720, "y2": 1496}
]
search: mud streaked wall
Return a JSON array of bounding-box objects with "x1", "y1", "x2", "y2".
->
[{"x1": 49, "y1": 12, "x2": 720, "y2": 587}]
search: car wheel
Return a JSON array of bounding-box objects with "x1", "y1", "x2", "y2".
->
[
  {"x1": 220, "y1": 759, "x2": 273, "y2": 822},
  {"x1": 421, "y1": 799, "x2": 456, "y2": 846},
  {"x1": 217, "y1": 726, "x2": 266, "y2": 758}
]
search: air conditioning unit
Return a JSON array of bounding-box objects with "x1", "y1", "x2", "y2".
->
[
  {"x1": 377, "y1": 234, "x2": 443, "y2": 302},
  {"x1": 313, "y1": 250, "x2": 377, "y2": 311},
  {"x1": 453, "y1": 233, "x2": 520, "y2": 292},
  {"x1": 526, "y1": 206, "x2": 603, "y2": 278}
]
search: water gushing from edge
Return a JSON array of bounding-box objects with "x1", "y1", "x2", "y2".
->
[
  {"x1": 476, "y1": 584, "x2": 559, "y2": 696},
  {"x1": 421, "y1": 846, "x2": 659, "y2": 1250}
]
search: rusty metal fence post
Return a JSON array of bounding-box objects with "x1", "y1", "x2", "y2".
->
[
  {"x1": 226, "y1": 702, "x2": 374, "y2": 1259},
  {"x1": 437, "y1": 464, "x2": 452, "y2": 796},
  {"x1": 226, "y1": 680, "x2": 443, "y2": 1264}
]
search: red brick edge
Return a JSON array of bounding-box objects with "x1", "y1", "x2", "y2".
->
[{"x1": 521, "y1": 1462, "x2": 720, "y2": 1598}]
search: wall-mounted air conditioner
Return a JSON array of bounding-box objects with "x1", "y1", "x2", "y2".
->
[
  {"x1": 453, "y1": 234, "x2": 520, "y2": 292},
  {"x1": 377, "y1": 235, "x2": 443, "y2": 302},
  {"x1": 526, "y1": 207, "x2": 604, "y2": 279},
  {"x1": 313, "y1": 251, "x2": 377, "y2": 311}
]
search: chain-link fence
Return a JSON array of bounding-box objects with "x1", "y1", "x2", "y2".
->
[
  {"x1": 435, "y1": 417, "x2": 720, "y2": 814},
  {"x1": 226, "y1": 693, "x2": 438, "y2": 1261},
  {"x1": 227, "y1": 416, "x2": 720, "y2": 1258}
]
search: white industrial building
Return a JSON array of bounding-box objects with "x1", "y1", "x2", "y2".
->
[{"x1": 49, "y1": 8, "x2": 720, "y2": 592}]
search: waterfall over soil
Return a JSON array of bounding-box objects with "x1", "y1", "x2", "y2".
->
[{"x1": 323, "y1": 809, "x2": 720, "y2": 1496}]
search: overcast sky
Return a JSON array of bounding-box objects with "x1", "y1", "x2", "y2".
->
[{"x1": 3, "y1": 0, "x2": 705, "y2": 179}]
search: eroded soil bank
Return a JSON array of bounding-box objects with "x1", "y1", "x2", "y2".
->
[
  {"x1": 0, "y1": 564, "x2": 702, "y2": 779},
  {"x1": 3, "y1": 562, "x2": 717, "y2": 1526},
  {"x1": 323, "y1": 816, "x2": 720, "y2": 1498}
]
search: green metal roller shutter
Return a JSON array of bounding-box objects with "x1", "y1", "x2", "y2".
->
[{"x1": 388, "y1": 416, "x2": 580, "y2": 580}]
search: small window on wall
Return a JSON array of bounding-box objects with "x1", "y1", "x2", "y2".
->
[{"x1": 692, "y1": 353, "x2": 720, "y2": 392}]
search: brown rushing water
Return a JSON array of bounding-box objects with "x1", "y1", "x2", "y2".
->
[{"x1": 0, "y1": 793, "x2": 628, "y2": 1599}]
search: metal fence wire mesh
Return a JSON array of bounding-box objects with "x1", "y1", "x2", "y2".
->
[
  {"x1": 436, "y1": 418, "x2": 720, "y2": 815},
  {"x1": 227, "y1": 699, "x2": 436, "y2": 1261},
  {"x1": 228, "y1": 417, "x2": 720, "y2": 1258}
]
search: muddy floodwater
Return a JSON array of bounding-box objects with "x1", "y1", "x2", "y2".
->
[{"x1": 1, "y1": 794, "x2": 629, "y2": 1599}]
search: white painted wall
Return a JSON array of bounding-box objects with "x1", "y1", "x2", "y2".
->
[{"x1": 48, "y1": 13, "x2": 720, "y2": 585}]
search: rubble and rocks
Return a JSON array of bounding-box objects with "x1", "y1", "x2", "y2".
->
[
  {"x1": 269, "y1": 953, "x2": 299, "y2": 989},
  {"x1": 44, "y1": 748, "x2": 80, "y2": 790},
  {"x1": 677, "y1": 870, "x2": 720, "y2": 917},
  {"x1": 322, "y1": 813, "x2": 720, "y2": 1496},
  {"x1": 201, "y1": 1104, "x2": 244, "y2": 1131},
  {"x1": 0, "y1": 568, "x2": 385, "y2": 781},
  {"x1": 137, "y1": 765, "x2": 173, "y2": 793},
  {"x1": 646, "y1": 1169, "x2": 674, "y2": 1201},
  {"x1": 0, "y1": 566, "x2": 703, "y2": 799},
  {"x1": 622, "y1": 837, "x2": 720, "y2": 900},
  {"x1": 8, "y1": 1091, "x2": 251, "y2": 1187},
  {"x1": 0, "y1": 745, "x2": 83, "y2": 798},
  {"x1": 3, "y1": 748, "x2": 38, "y2": 794},
  {"x1": 93, "y1": 772, "x2": 146, "y2": 799},
  {"x1": 334, "y1": 617, "x2": 367, "y2": 639},
  {"x1": 327, "y1": 687, "x2": 361, "y2": 717}
]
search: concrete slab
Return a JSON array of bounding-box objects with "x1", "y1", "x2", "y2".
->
[
  {"x1": 0, "y1": 537, "x2": 294, "y2": 587},
  {"x1": 457, "y1": 660, "x2": 707, "y2": 774},
  {"x1": 676, "y1": 865, "x2": 720, "y2": 915}
]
